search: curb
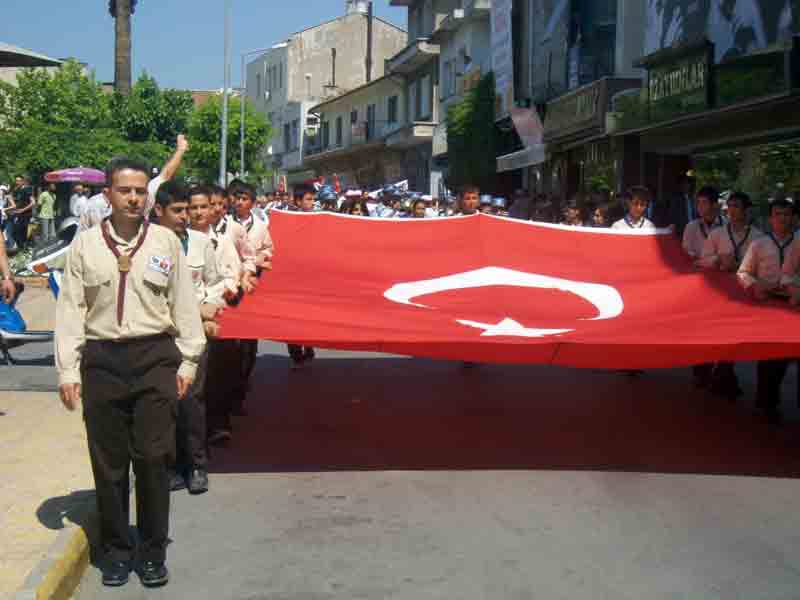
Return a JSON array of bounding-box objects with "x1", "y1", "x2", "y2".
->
[{"x1": 14, "y1": 525, "x2": 90, "y2": 600}]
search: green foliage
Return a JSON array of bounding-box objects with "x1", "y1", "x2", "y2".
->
[
  {"x1": 187, "y1": 95, "x2": 272, "y2": 184},
  {"x1": 446, "y1": 72, "x2": 497, "y2": 190},
  {"x1": 112, "y1": 73, "x2": 193, "y2": 144},
  {"x1": 0, "y1": 61, "x2": 112, "y2": 130}
]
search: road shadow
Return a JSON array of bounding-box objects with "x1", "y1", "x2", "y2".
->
[
  {"x1": 37, "y1": 489, "x2": 102, "y2": 565},
  {"x1": 209, "y1": 353, "x2": 800, "y2": 478},
  {"x1": 0, "y1": 353, "x2": 55, "y2": 367}
]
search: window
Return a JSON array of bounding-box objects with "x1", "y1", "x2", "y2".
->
[
  {"x1": 321, "y1": 121, "x2": 330, "y2": 148},
  {"x1": 387, "y1": 95, "x2": 398, "y2": 124},
  {"x1": 283, "y1": 123, "x2": 291, "y2": 152},
  {"x1": 409, "y1": 80, "x2": 418, "y2": 122},
  {"x1": 279, "y1": 63, "x2": 283, "y2": 89},
  {"x1": 291, "y1": 119, "x2": 299, "y2": 150},
  {"x1": 335, "y1": 116, "x2": 343, "y2": 146},
  {"x1": 419, "y1": 74, "x2": 432, "y2": 120},
  {"x1": 350, "y1": 109, "x2": 358, "y2": 124},
  {"x1": 443, "y1": 59, "x2": 455, "y2": 98},
  {"x1": 366, "y1": 104, "x2": 376, "y2": 140},
  {"x1": 256, "y1": 73, "x2": 262, "y2": 98}
]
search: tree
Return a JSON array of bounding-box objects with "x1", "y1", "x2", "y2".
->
[
  {"x1": 187, "y1": 95, "x2": 272, "y2": 184},
  {"x1": 108, "y1": 0, "x2": 138, "y2": 95},
  {"x1": 446, "y1": 73, "x2": 498, "y2": 190},
  {"x1": 112, "y1": 73, "x2": 194, "y2": 144}
]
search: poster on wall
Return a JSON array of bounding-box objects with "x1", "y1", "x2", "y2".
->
[
  {"x1": 491, "y1": 0, "x2": 514, "y2": 120},
  {"x1": 645, "y1": 0, "x2": 794, "y2": 62}
]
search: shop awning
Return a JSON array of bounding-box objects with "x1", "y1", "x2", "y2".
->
[{"x1": 497, "y1": 144, "x2": 546, "y2": 172}]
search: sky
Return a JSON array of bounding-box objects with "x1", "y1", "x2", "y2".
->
[{"x1": 0, "y1": 0, "x2": 407, "y2": 90}]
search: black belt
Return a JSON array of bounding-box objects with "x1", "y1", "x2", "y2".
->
[{"x1": 86, "y1": 333, "x2": 172, "y2": 347}]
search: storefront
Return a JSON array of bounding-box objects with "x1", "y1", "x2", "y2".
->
[
  {"x1": 614, "y1": 35, "x2": 800, "y2": 212},
  {"x1": 541, "y1": 77, "x2": 641, "y2": 207}
]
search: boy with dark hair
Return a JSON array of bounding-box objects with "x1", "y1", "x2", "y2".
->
[
  {"x1": 738, "y1": 198, "x2": 795, "y2": 424},
  {"x1": 153, "y1": 180, "x2": 224, "y2": 493},
  {"x1": 611, "y1": 186, "x2": 656, "y2": 230},
  {"x1": 458, "y1": 184, "x2": 481, "y2": 215},
  {"x1": 682, "y1": 186, "x2": 723, "y2": 259}
]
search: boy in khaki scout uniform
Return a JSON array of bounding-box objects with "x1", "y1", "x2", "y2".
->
[
  {"x1": 55, "y1": 158, "x2": 205, "y2": 588},
  {"x1": 153, "y1": 180, "x2": 225, "y2": 495}
]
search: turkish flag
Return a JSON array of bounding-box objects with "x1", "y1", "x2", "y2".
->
[{"x1": 218, "y1": 212, "x2": 800, "y2": 368}]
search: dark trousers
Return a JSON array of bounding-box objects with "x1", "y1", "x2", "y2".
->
[
  {"x1": 175, "y1": 349, "x2": 208, "y2": 472},
  {"x1": 81, "y1": 335, "x2": 180, "y2": 563},
  {"x1": 12, "y1": 214, "x2": 30, "y2": 248},
  {"x1": 692, "y1": 363, "x2": 714, "y2": 384},
  {"x1": 206, "y1": 339, "x2": 241, "y2": 434},
  {"x1": 756, "y1": 359, "x2": 790, "y2": 411},
  {"x1": 287, "y1": 344, "x2": 314, "y2": 361}
]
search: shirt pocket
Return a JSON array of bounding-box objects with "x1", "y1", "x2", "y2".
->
[
  {"x1": 83, "y1": 272, "x2": 112, "y2": 311},
  {"x1": 141, "y1": 268, "x2": 170, "y2": 312}
]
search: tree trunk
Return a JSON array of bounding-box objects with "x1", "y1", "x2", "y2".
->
[{"x1": 114, "y1": 0, "x2": 132, "y2": 96}]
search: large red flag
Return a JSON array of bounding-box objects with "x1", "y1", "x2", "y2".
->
[{"x1": 219, "y1": 212, "x2": 800, "y2": 368}]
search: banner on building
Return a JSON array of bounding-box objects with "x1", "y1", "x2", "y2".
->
[
  {"x1": 220, "y1": 212, "x2": 800, "y2": 368},
  {"x1": 645, "y1": 0, "x2": 794, "y2": 63},
  {"x1": 490, "y1": 0, "x2": 515, "y2": 119}
]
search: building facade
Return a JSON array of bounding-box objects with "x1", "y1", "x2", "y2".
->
[
  {"x1": 245, "y1": 3, "x2": 407, "y2": 190},
  {"x1": 304, "y1": 75, "x2": 407, "y2": 190}
]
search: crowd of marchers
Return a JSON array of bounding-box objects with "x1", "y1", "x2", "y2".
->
[{"x1": 0, "y1": 131, "x2": 798, "y2": 588}]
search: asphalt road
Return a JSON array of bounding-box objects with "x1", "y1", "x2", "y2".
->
[{"x1": 70, "y1": 341, "x2": 800, "y2": 600}]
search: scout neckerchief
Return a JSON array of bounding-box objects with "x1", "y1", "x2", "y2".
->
[
  {"x1": 178, "y1": 232, "x2": 189, "y2": 256},
  {"x1": 101, "y1": 218, "x2": 150, "y2": 326},
  {"x1": 699, "y1": 216, "x2": 723, "y2": 239},
  {"x1": 726, "y1": 223, "x2": 751, "y2": 263},
  {"x1": 623, "y1": 215, "x2": 646, "y2": 229},
  {"x1": 235, "y1": 213, "x2": 254, "y2": 232},
  {"x1": 767, "y1": 231, "x2": 794, "y2": 266}
]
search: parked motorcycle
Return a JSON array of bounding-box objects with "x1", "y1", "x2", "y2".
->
[{"x1": 0, "y1": 218, "x2": 78, "y2": 365}]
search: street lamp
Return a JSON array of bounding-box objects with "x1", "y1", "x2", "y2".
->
[
  {"x1": 219, "y1": 0, "x2": 231, "y2": 186},
  {"x1": 240, "y1": 46, "x2": 274, "y2": 179}
]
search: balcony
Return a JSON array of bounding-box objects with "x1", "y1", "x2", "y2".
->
[
  {"x1": 463, "y1": 0, "x2": 490, "y2": 20},
  {"x1": 385, "y1": 121, "x2": 436, "y2": 149},
  {"x1": 386, "y1": 38, "x2": 440, "y2": 75},
  {"x1": 430, "y1": 9, "x2": 464, "y2": 43}
]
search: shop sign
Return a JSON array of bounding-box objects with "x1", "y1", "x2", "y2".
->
[
  {"x1": 649, "y1": 54, "x2": 707, "y2": 102},
  {"x1": 635, "y1": 39, "x2": 714, "y2": 122},
  {"x1": 544, "y1": 82, "x2": 601, "y2": 138}
]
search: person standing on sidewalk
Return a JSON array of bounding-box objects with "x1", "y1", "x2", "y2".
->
[
  {"x1": 37, "y1": 183, "x2": 57, "y2": 241},
  {"x1": 55, "y1": 158, "x2": 205, "y2": 588},
  {"x1": 0, "y1": 219, "x2": 15, "y2": 303},
  {"x1": 11, "y1": 176, "x2": 34, "y2": 250}
]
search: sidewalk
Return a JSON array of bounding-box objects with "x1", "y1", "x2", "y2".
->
[{"x1": 0, "y1": 287, "x2": 95, "y2": 599}]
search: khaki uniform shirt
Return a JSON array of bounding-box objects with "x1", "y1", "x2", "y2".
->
[
  {"x1": 213, "y1": 216, "x2": 256, "y2": 274},
  {"x1": 699, "y1": 224, "x2": 761, "y2": 270},
  {"x1": 737, "y1": 232, "x2": 795, "y2": 290},
  {"x1": 200, "y1": 225, "x2": 242, "y2": 296},
  {"x1": 682, "y1": 217, "x2": 723, "y2": 258},
  {"x1": 55, "y1": 220, "x2": 206, "y2": 386},
  {"x1": 184, "y1": 229, "x2": 224, "y2": 306},
  {"x1": 234, "y1": 214, "x2": 274, "y2": 267}
]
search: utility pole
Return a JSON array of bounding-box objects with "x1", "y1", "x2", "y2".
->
[{"x1": 219, "y1": 0, "x2": 231, "y2": 186}]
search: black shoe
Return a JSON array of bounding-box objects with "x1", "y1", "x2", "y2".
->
[
  {"x1": 101, "y1": 560, "x2": 131, "y2": 587},
  {"x1": 168, "y1": 469, "x2": 186, "y2": 492},
  {"x1": 188, "y1": 468, "x2": 209, "y2": 495},
  {"x1": 765, "y1": 407, "x2": 784, "y2": 426},
  {"x1": 137, "y1": 561, "x2": 169, "y2": 587}
]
